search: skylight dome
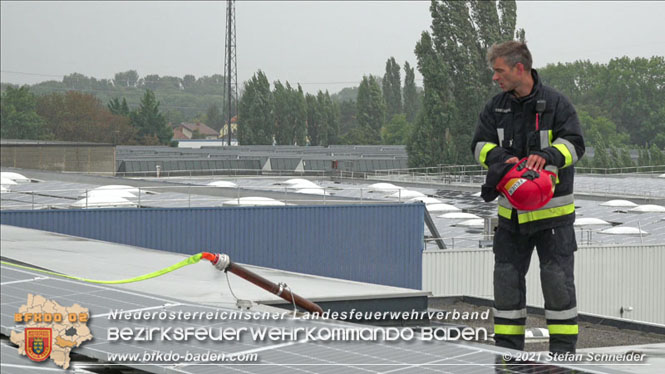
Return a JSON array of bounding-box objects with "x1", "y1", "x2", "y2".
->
[
  {"x1": 1, "y1": 177, "x2": 17, "y2": 186},
  {"x1": 283, "y1": 179, "x2": 318, "y2": 187},
  {"x1": 70, "y1": 195, "x2": 137, "y2": 208},
  {"x1": 438, "y1": 212, "x2": 481, "y2": 219},
  {"x1": 574, "y1": 217, "x2": 611, "y2": 226},
  {"x1": 79, "y1": 190, "x2": 136, "y2": 199},
  {"x1": 295, "y1": 188, "x2": 330, "y2": 196},
  {"x1": 386, "y1": 189, "x2": 425, "y2": 199},
  {"x1": 406, "y1": 197, "x2": 442, "y2": 204},
  {"x1": 629, "y1": 205, "x2": 665, "y2": 213},
  {"x1": 599, "y1": 227, "x2": 649, "y2": 236},
  {"x1": 92, "y1": 185, "x2": 141, "y2": 194},
  {"x1": 207, "y1": 181, "x2": 238, "y2": 188},
  {"x1": 367, "y1": 183, "x2": 402, "y2": 192},
  {"x1": 600, "y1": 200, "x2": 637, "y2": 207},
  {"x1": 223, "y1": 197, "x2": 286, "y2": 207},
  {"x1": 0, "y1": 172, "x2": 30, "y2": 183}
]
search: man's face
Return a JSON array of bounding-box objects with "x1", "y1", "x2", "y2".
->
[{"x1": 492, "y1": 57, "x2": 523, "y2": 92}]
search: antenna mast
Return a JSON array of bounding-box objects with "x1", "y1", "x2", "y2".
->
[{"x1": 223, "y1": 0, "x2": 238, "y2": 146}]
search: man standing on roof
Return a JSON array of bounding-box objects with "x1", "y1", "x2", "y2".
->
[{"x1": 471, "y1": 41, "x2": 585, "y2": 353}]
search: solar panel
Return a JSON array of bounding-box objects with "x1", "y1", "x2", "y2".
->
[{"x1": 1, "y1": 263, "x2": 621, "y2": 374}]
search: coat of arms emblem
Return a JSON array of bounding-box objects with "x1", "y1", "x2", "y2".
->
[{"x1": 25, "y1": 328, "x2": 52, "y2": 362}]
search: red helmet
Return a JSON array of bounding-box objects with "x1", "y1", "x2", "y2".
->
[{"x1": 496, "y1": 158, "x2": 556, "y2": 211}]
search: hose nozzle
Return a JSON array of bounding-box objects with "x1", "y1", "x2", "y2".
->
[{"x1": 202, "y1": 252, "x2": 231, "y2": 271}]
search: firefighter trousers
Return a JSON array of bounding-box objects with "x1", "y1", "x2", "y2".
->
[{"x1": 492, "y1": 225, "x2": 578, "y2": 353}]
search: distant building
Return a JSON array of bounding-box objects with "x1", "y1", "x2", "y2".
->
[
  {"x1": 172, "y1": 122, "x2": 219, "y2": 140},
  {"x1": 219, "y1": 115, "x2": 238, "y2": 141}
]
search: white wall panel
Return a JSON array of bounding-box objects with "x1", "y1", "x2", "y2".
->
[{"x1": 423, "y1": 245, "x2": 665, "y2": 325}]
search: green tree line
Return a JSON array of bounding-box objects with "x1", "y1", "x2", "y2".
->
[
  {"x1": 1, "y1": 86, "x2": 172, "y2": 145},
  {"x1": 3, "y1": 0, "x2": 663, "y2": 165},
  {"x1": 406, "y1": 0, "x2": 664, "y2": 169}
]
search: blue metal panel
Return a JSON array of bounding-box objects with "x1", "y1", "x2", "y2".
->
[{"x1": 1, "y1": 204, "x2": 424, "y2": 289}]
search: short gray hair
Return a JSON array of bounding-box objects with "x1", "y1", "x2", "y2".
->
[{"x1": 487, "y1": 41, "x2": 532, "y2": 71}]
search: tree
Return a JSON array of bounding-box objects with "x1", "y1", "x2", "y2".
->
[
  {"x1": 598, "y1": 57, "x2": 665, "y2": 146},
  {"x1": 539, "y1": 56, "x2": 665, "y2": 148},
  {"x1": 337, "y1": 100, "x2": 357, "y2": 141},
  {"x1": 205, "y1": 104, "x2": 224, "y2": 131},
  {"x1": 182, "y1": 74, "x2": 196, "y2": 91},
  {"x1": 617, "y1": 147, "x2": 635, "y2": 168},
  {"x1": 37, "y1": 91, "x2": 135, "y2": 144},
  {"x1": 356, "y1": 75, "x2": 385, "y2": 144},
  {"x1": 306, "y1": 93, "x2": 322, "y2": 145},
  {"x1": 130, "y1": 90, "x2": 172, "y2": 144},
  {"x1": 408, "y1": 0, "x2": 521, "y2": 166},
  {"x1": 382, "y1": 114, "x2": 411, "y2": 145},
  {"x1": 238, "y1": 71, "x2": 273, "y2": 145},
  {"x1": 383, "y1": 57, "x2": 402, "y2": 119},
  {"x1": 648, "y1": 144, "x2": 665, "y2": 166},
  {"x1": 113, "y1": 70, "x2": 139, "y2": 88},
  {"x1": 63, "y1": 73, "x2": 92, "y2": 90},
  {"x1": 576, "y1": 108, "x2": 629, "y2": 149},
  {"x1": 142, "y1": 74, "x2": 161, "y2": 90},
  {"x1": 326, "y1": 93, "x2": 340, "y2": 145},
  {"x1": 108, "y1": 97, "x2": 130, "y2": 116},
  {"x1": 292, "y1": 84, "x2": 308, "y2": 146},
  {"x1": 273, "y1": 81, "x2": 290, "y2": 145},
  {"x1": 403, "y1": 61, "x2": 419, "y2": 123},
  {"x1": 408, "y1": 31, "x2": 459, "y2": 166},
  {"x1": 274, "y1": 82, "x2": 309, "y2": 145},
  {"x1": 0, "y1": 86, "x2": 50, "y2": 140},
  {"x1": 315, "y1": 91, "x2": 330, "y2": 146}
]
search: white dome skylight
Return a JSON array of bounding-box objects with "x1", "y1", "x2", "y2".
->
[
  {"x1": 1, "y1": 177, "x2": 18, "y2": 186},
  {"x1": 207, "y1": 181, "x2": 238, "y2": 188},
  {"x1": 92, "y1": 185, "x2": 141, "y2": 194},
  {"x1": 70, "y1": 195, "x2": 136, "y2": 209},
  {"x1": 455, "y1": 219, "x2": 484, "y2": 227},
  {"x1": 79, "y1": 189, "x2": 137, "y2": 199},
  {"x1": 283, "y1": 179, "x2": 318, "y2": 187},
  {"x1": 574, "y1": 217, "x2": 611, "y2": 226},
  {"x1": 599, "y1": 227, "x2": 649, "y2": 236},
  {"x1": 386, "y1": 189, "x2": 425, "y2": 199},
  {"x1": 600, "y1": 200, "x2": 637, "y2": 207},
  {"x1": 223, "y1": 197, "x2": 286, "y2": 206},
  {"x1": 367, "y1": 183, "x2": 402, "y2": 192},
  {"x1": 406, "y1": 196, "x2": 442, "y2": 204},
  {"x1": 629, "y1": 205, "x2": 665, "y2": 213},
  {"x1": 0, "y1": 172, "x2": 30, "y2": 183},
  {"x1": 438, "y1": 212, "x2": 481, "y2": 219},
  {"x1": 294, "y1": 188, "x2": 330, "y2": 196}
]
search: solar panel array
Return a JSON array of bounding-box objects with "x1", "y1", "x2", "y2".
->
[
  {"x1": 115, "y1": 145, "x2": 409, "y2": 174},
  {"x1": 3, "y1": 173, "x2": 665, "y2": 246},
  {"x1": 1, "y1": 263, "x2": 614, "y2": 374}
]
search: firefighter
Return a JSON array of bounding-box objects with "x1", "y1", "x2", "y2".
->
[{"x1": 471, "y1": 41, "x2": 585, "y2": 353}]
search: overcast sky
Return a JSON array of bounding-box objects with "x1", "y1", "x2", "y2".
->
[{"x1": 2, "y1": 1, "x2": 664, "y2": 94}]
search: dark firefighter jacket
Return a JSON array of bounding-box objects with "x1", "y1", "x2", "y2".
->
[{"x1": 471, "y1": 69, "x2": 585, "y2": 235}]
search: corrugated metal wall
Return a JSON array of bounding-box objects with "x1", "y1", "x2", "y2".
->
[
  {"x1": 0, "y1": 204, "x2": 423, "y2": 289},
  {"x1": 423, "y1": 245, "x2": 665, "y2": 325}
]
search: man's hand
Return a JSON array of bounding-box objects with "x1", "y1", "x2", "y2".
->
[
  {"x1": 505, "y1": 157, "x2": 519, "y2": 164},
  {"x1": 526, "y1": 154, "x2": 546, "y2": 171}
]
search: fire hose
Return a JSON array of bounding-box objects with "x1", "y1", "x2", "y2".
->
[{"x1": 1, "y1": 252, "x2": 324, "y2": 314}]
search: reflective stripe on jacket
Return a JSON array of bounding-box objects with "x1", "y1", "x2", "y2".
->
[{"x1": 471, "y1": 69, "x2": 585, "y2": 234}]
